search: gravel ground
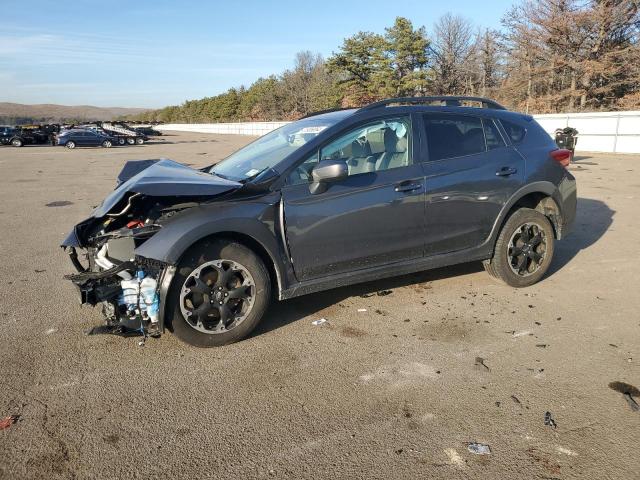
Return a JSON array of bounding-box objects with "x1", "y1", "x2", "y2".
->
[{"x1": 0, "y1": 132, "x2": 638, "y2": 479}]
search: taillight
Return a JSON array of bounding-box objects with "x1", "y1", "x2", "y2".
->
[{"x1": 550, "y1": 149, "x2": 572, "y2": 167}]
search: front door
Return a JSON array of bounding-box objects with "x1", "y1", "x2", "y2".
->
[
  {"x1": 282, "y1": 115, "x2": 426, "y2": 282},
  {"x1": 420, "y1": 113, "x2": 525, "y2": 255}
]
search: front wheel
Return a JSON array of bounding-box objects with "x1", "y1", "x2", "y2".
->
[
  {"x1": 167, "y1": 240, "x2": 271, "y2": 347},
  {"x1": 11, "y1": 138, "x2": 23, "y2": 147},
  {"x1": 102, "y1": 140, "x2": 112, "y2": 148},
  {"x1": 484, "y1": 208, "x2": 555, "y2": 287},
  {"x1": 66, "y1": 141, "x2": 76, "y2": 149}
]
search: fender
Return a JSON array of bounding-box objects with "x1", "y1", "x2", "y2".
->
[
  {"x1": 486, "y1": 181, "x2": 565, "y2": 248},
  {"x1": 134, "y1": 196, "x2": 290, "y2": 293}
]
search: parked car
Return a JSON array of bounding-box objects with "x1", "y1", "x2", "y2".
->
[
  {"x1": 0, "y1": 125, "x2": 46, "y2": 147},
  {"x1": 56, "y1": 129, "x2": 119, "y2": 149},
  {"x1": 62, "y1": 96, "x2": 577, "y2": 347}
]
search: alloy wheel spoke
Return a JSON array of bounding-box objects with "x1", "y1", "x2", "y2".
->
[
  {"x1": 188, "y1": 276, "x2": 210, "y2": 295},
  {"x1": 194, "y1": 301, "x2": 214, "y2": 319},
  {"x1": 529, "y1": 250, "x2": 543, "y2": 263},
  {"x1": 515, "y1": 255, "x2": 527, "y2": 274},
  {"x1": 227, "y1": 285, "x2": 250, "y2": 300},
  {"x1": 530, "y1": 233, "x2": 543, "y2": 247},
  {"x1": 510, "y1": 245, "x2": 523, "y2": 257},
  {"x1": 218, "y1": 304, "x2": 232, "y2": 324},
  {"x1": 214, "y1": 265, "x2": 234, "y2": 288}
]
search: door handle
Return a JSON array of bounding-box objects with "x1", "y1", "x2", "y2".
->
[
  {"x1": 394, "y1": 182, "x2": 422, "y2": 193},
  {"x1": 496, "y1": 167, "x2": 517, "y2": 176}
]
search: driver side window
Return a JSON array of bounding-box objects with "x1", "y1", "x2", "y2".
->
[{"x1": 286, "y1": 116, "x2": 411, "y2": 185}]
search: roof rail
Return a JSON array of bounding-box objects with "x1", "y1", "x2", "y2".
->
[
  {"x1": 301, "y1": 107, "x2": 356, "y2": 119},
  {"x1": 359, "y1": 96, "x2": 507, "y2": 112}
]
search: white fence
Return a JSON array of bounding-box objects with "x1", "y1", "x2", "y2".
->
[
  {"x1": 157, "y1": 121, "x2": 289, "y2": 136},
  {"x1": 534, "y1": 111, "x2": 640, "y2": 154},
  {"x1": 157, "y1": 110, "x2": 640, "y2": 154}
]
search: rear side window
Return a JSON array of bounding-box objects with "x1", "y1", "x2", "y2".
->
[
  {"x1": 483, "y1": 119, "x2": 505, "y2": 150},
  {"x1": 500, "y1": 120, "x2": 526, "y2": 143},
  {"x1": 423, "y1": 114, "x2": 485, "y2": 161}
]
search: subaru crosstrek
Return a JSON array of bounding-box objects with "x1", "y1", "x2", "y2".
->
[{"x1": 61, "y1": 96, "x2": 577, "y2": 347}]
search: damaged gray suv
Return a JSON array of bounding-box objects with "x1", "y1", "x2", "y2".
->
[{"x1": 62, "y1": 96, "x2": 577, "y2": 347}]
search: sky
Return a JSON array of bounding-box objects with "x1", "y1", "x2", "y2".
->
[{"x1": 0, "y1": 0, "x2": 514, "y2": 108}]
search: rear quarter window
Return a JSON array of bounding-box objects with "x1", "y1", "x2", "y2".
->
[{"x1": 500, "y1": 120, "x2": 526, "y2": 144}]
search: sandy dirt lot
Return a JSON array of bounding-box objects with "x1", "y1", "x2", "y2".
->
[{"x1": 0, "y1": 132, "x2": 638, "y2": 479}]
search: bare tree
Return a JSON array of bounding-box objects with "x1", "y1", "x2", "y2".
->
[{"x1": 431, "y1": 13, "x2": 476, "y2": 95}]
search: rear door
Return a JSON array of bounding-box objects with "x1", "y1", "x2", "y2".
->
[
  {"x1": 281, "y1": 115, "x2": 426, "y2": 281},
  {"x1": 420, "y1": 112, "x2": 525, "y2": 256},
  {"x1": 85, "y1": 132, "x2": 101, "y2": 146}
]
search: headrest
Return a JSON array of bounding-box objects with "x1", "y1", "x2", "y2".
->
[
  {"x1": 342, "y1": 138, "x2": 371, "y2": 157},
  {"x1": 395, "y1": 135, "x2": 408, "y2": 153},
  {"x1": 465, "y1": 128, "x2": 484, "y2": 139},
  {"x1": 367, "y1": 128, "x2": 398, "y2": 154}
]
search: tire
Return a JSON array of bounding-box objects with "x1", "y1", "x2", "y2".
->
[
  {"x1": 118, "y1": 138, "x2": 126, "y2": 146},
  {"x1": 135, "y1": 137, "x2": 144, "y2": 145},
  {"x1": 126, "y1": 137, "x2": 135, "y2": 145},
  {"x1": 102, "y1": 140, "x2": 112, "y2": 148},
  {"x1": 167, "y1": 239, "x2": 271, "y2": 347},
  {"x1": 11, "y1": 138, "x2": 23, "y2": 147},
  {"x1": 66, "y1": 141, "x2": 76, "y2": 149},
  {"x1": 483, "y1": 208, "x2": 555, "y2": 288}
]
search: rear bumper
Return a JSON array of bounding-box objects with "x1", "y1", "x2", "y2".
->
[{"x1": 557, "y1": 173, "x2": 577, "y2": 239}]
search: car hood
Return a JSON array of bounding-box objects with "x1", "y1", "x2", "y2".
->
[
  {"x1": 62, "y1": 158, "x2": 242, "y2": 247},
  {"x1": 94, "y1": 158, "x2": 241, "y2": 217}
]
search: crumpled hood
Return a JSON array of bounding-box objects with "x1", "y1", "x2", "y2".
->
[
  {"x1": 62, "y1": 158, "x2": 241, "y2": 247},
  {"x1": 94, "y1": 158, "x2": 241, "y2": 217}
]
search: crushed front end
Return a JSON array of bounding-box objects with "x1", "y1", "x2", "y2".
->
[
  {"x1": 61, "y1": 158, "x2": 242, "y2": 341},
  {"x1": 62, "y1": 201, "x2": 174, "y2": 339}
]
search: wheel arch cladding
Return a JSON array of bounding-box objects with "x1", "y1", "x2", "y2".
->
[
  {"x1": 133, "y1": 206, "x2": 286, "y2": 294},
  {"x1": 491, "y1": 182, "x2": 564, "y2": 244}
]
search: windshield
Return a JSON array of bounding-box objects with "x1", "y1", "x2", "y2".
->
[{"x1": 209, "y1": 115, "x2": 346, "y2": 181}]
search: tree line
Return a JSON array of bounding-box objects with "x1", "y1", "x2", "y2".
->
[{"x1": 131, "y1": 0, "x2": 640, "y2": 123}]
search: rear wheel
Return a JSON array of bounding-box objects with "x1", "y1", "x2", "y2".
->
[
  {"x1": 11, "y1": 138, "x2": 23, "y2": 147},
  {"x1": 118, "y1": 138, "x2": 126, "y2": 146},
  {"x1": 167, "y1": 240, "x2": 271, "y2": 347},
  {"x1": 484, "y1": 208, "x2": 555, "y2": 287},
  {"x1": 126, "y1": 137, "x2": 135, "y2": 145},
  {"x1": 135, "y1": 137, "x2": 144, "y2": 145},
  {"x1": 102, "y1": 140, "x2": 112, "y2": 148},
  {"x1": 66, "y1": 141, "x2": 76, "y2": 149}
]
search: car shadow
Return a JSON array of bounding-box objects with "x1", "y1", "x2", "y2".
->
[
  {"x1": 547, "y1": 197, "x2": 614, "y2": 276},
  {"x1": 253, "y1": 262, "x2": 483, "y2": 338},
  {"x1": 253, "y1": 197, "x2": 614, "y2": 338}
]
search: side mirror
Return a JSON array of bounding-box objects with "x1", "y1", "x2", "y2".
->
[{"x1": 309, "y1": 159, "x2": 348, "y2": 194}]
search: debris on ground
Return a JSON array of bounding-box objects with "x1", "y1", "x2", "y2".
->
[
  {"x1": 45, "y1": 200, "x2": 74, "y2": 207},
  {"x1": 357, "y1": 308, "x2": 367, "y2": 312},
  {"x1": 0, "y1": 415, "x2": 20, "y2": 430},
  {"x1": 512, "y1": 330, "x2": 532, "y2": 338},
  {"x1": 467, "y1": 442, "x2": 491, "y2": 455},
  {"x1": 474, "y1": 357, "x2": 490, "y2": 371},
  {"x1": 359, "y1": 293, "x2": 374, "y2": 298},
  {"x1": 376, "y1": 290, "x2": 393, "y2": 296},
  {"x1": 544, "y1": 411, "x2": 557, "y2": 429},
  {"x1": 608, "y1": 381, "x2": 640, "y2": 412},
  {"x1": 536, "y1": 344, "x2": 548, "y2": 348},
  {"x1": 444, "y1": 448, "x2": 465, "y2": 468},
  {"x1": 511, "y1": 395, "x2": 522, "y2": 405},
  {"x1": 311, "y1": 318, "x2": 328, "y2": 326}
]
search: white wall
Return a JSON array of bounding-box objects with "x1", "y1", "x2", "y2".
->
[
  {"x1": 157, "y1": 121, "x2": 289, "y2": 136},
  {"x1": 533, "y1": 111, "x2": 640, "y2": 154},
  {"x1": 157, "y1": 110, "x2": 640, "y2": 154}
]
